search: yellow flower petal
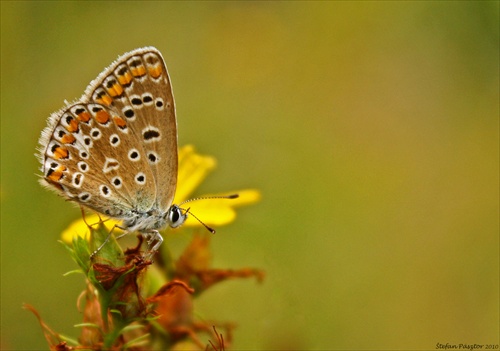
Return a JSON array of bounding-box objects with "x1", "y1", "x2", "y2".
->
[
  {"x1": 175, "y1": 145, "x2": 216, "y2": 203},
  {"x1": 184, "y1": 206, "x2": 236, "y2": 227},
  {"x1": 61, "y1": 214, "x2": 121, "y2": 243}
]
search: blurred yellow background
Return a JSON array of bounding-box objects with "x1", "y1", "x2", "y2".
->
[{"x1": 1, "y1": 2, "x2": 498, "y2": 350}]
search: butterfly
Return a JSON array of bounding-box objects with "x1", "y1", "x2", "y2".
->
[{"x1": 38, "y1": 47, "x2": 196, "y2": 256}]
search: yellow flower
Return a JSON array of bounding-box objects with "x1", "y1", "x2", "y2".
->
[{"x1": 61, "y1": 145, "x2": 261, "y2": 243}]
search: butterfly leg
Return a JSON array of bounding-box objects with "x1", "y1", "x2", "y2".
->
[{"x1": 141, "y1": 230, "x2": 163, "y2": 259}]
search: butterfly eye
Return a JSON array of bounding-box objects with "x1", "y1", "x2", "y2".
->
[{"x1": 167, "y1": 205, "x2": 187, "y2": 228}]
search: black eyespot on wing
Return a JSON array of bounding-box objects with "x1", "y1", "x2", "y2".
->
[
  {"x1": 124, "y1": 109, "x2": 134, "y2": 118},
  {"x1": 143, "y1": 129, "x2": 160, "y2": 140}
]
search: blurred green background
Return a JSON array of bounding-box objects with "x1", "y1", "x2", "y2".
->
[{"x1": 1, "y1": 2, "x2": 498, "y2": 350}]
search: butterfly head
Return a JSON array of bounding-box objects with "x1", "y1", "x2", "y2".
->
[{"x1": 166, "y1": 204, "x2": 187, "y2": 229}]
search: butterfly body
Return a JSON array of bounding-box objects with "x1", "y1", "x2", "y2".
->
[
  {"x1": 38, "y1": 47, "x2": 186, "y2": 251},
  {"x1": 123, "y1": 206, "x2": 182, "y2": 232}
]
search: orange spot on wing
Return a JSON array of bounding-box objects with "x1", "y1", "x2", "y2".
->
[
  {"x1": 117, "y1": 71, "x2": 132, "y2": 86},
  {"x1": 149, "y1": 65, "x2": 162, "y2": 78},
  {"x1": 131, "y1": 66, "x2": 146, "y2": 77},
  {"x1": 98, "y1": 95, "x2": 113, "y2": 106},
  {"x1": 95, "y1": 110, "x2": 110, "y2": 124},
  {"x1": 113, "y1": 116, "x2": 127, "y2": 129},
  {"x1": 47, "y1": 165, "x2": 67, "y2": 182},
  {"x1": 61, "y1": 133, "x2": 76, "y2": 144},
  {"x1": 66, "y1": 119, "x2": 79, "y2": 133},
  {"x1": 107, "y1": 83, "x2": 123, "y2": 97},
  {"x1": 53, "y1": 147, "x2": 69, "y2": 159},
  {"x1": 76, "y1": 111, "x2": 91, "y2": 123}
]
